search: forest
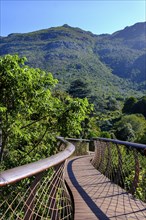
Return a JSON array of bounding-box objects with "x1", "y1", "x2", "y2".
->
[{"x1": 0, "y1": 54, "x2": 146, "y2": 172}]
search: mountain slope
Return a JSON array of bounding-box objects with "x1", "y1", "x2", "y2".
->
[
  {"x1": 0, "y1": 22, "x2": 146, "y2": 99},
  {"x1": 94, "y1": 22, "x2": 146, "y2": 82}
]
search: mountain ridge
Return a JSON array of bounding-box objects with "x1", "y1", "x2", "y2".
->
[{"x1": 0, "y1": 22, "x2": 146, "y2": 99}]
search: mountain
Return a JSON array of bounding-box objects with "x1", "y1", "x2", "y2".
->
[
  {"x1": 0, "y1": 22, "x2": 146, "y2": 99},
  {"x1": 95, "y1": 22, "x2": 146, "y2": 82},
  {"x1": 112, "y1": 22, "x2": 146, "y2": 42}
]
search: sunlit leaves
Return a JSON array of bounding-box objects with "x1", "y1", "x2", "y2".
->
[{"x1": 0, "y1": 55, "x2": 94, "y2": 169}]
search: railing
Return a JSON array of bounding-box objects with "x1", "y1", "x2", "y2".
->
[
  {"x1": 0, "y1": 137, "x2": 75, "y2": 220},
  {"x1": 91, "y1": 138, "x2": 146, "y2": 203},
  {"x1": 0, "y1": 137, "x2": 146, "y2": 219},
  {"x1": 65, "y1": 138, "x2": 90, "y2": 156}
]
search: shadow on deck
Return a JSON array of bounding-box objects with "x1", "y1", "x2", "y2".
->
[{"x1": 65, "y1": 155, "x2": 146, "y2": 220}]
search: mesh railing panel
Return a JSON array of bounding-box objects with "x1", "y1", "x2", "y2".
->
[
  {"x1": 0, "y1": 161, "x2": 73, "y2": 220},
  {"x1": 0, "y1": 137, "x2": 75, "y2": 220},
  {"x1": 91, "y1": 140, "x2": 146, "y2": 203}
]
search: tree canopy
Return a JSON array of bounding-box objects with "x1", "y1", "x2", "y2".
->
[
  {"x1": 67, "y1": 79, "x2": 91, "y2": 99},
  {"x1": 114, "y1": 114, "x2": 146, "y2": 142},
  {"x1": 0, "y1": 55, "x2": 94, "y2": 169},
  {"x1": 122, "y1": 96, "x2": 146, "y2": 117}
]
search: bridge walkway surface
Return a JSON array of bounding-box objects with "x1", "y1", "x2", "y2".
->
[{"x1": 65, "y1": 155, "x2": 146, "y2": 220}]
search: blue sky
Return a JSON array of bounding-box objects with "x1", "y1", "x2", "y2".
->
[{"x1": 1, "y1": 0, "x2": 146, "y2": 36}]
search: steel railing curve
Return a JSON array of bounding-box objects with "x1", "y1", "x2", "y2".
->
[
  {"x1": 0, "y1": 137, "x2": 75, "y2": 220},
  {"x1": 91, "y1": 137, "x2": 146, "y2": 203}
]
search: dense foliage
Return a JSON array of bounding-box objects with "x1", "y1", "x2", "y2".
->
[
  {"x1": 123, "y1": 96, "x2": 146, "y2": 117},
  {"x1": 114, "y1": 114, "x2": 146, "y2": 142},
  {"x1": 0, "y1": 55, "x2": 95, "y2": 170},
  {"x1": 67, "y1": 79, "x2": 91, "y2": 99}
]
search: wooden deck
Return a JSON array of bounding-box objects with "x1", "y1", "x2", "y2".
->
[{"x1": 65, "y1": 155, "x2": 146, "y2": 220}]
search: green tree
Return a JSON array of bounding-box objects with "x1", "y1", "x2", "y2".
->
[
  {"x1": 122, "y1": 97, "x2": 137, "y2": 114},
  {"x1": 0, "y1": 54, "x2": 59, "y2": 165},
  {"x1": 133, "y1": 96, "x2": 146, "y2": 117},
  {"x1": 139, "y1": 128, "x2": 146, "y2": 144},
  {"x1": 106, "y1": 97, "x2": 120, "y2": 111},
  {"x1": 67, "y1": 79, "x2": 91, "y2": 99},
  {"x1": 115, "y1": 123, "x2": 135, "y2": 141},
  {"x1": 122, "y1": 96, "x2": 146, "y2": 118},
  {"x1": 53, "y1": 90, "x2": 94, "y2": 137},
  {"x1": 0, "y1": 55, "x2": 94, "y2": 169},
  {"x1": 114, "y1": 114, "x2": 146, "y2": 142}
]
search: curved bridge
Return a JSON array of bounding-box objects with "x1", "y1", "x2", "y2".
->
[{"x1": 0, "y1": 137, "x2": 146, "y2": 219}]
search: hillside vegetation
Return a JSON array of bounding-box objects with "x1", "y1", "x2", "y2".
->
[
  {"x1": 0, "y1": 22, "x2": 146, "y2": 145},
  {"x1": 0, "y1": 22, "x2": 146, "y2": 100}
]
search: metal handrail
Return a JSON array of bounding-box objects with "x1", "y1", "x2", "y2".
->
[
  {"x1": 65, "y1": 137, "x2": 90, "y2": 142},
  {"x1": 1, "y1": 136, "x2": 146, "y2": 219},
  {"x1": 0, "y1": 137, "x2": 75, "y2": 186},
  {"x1": 0, "y1": 137, "x2": 75, "y2": 220},
  {"x1": 63, "y1": 137, "x2": 146, "y2": 150},
  {"x1": 95, "y1": 137, "x2": 146, "y2": 150},
  {"x1": 91, "y1": 137, "x2": 146, "y2": 203}
]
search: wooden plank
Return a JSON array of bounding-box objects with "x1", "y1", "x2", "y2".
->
[{"x1": 65, "y1": 155, "x2": 146, "y2": 220}]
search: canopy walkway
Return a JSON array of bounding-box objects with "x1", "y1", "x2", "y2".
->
[{"x1": 0, "y1": 137, "x2": 146, "y2": 219}]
